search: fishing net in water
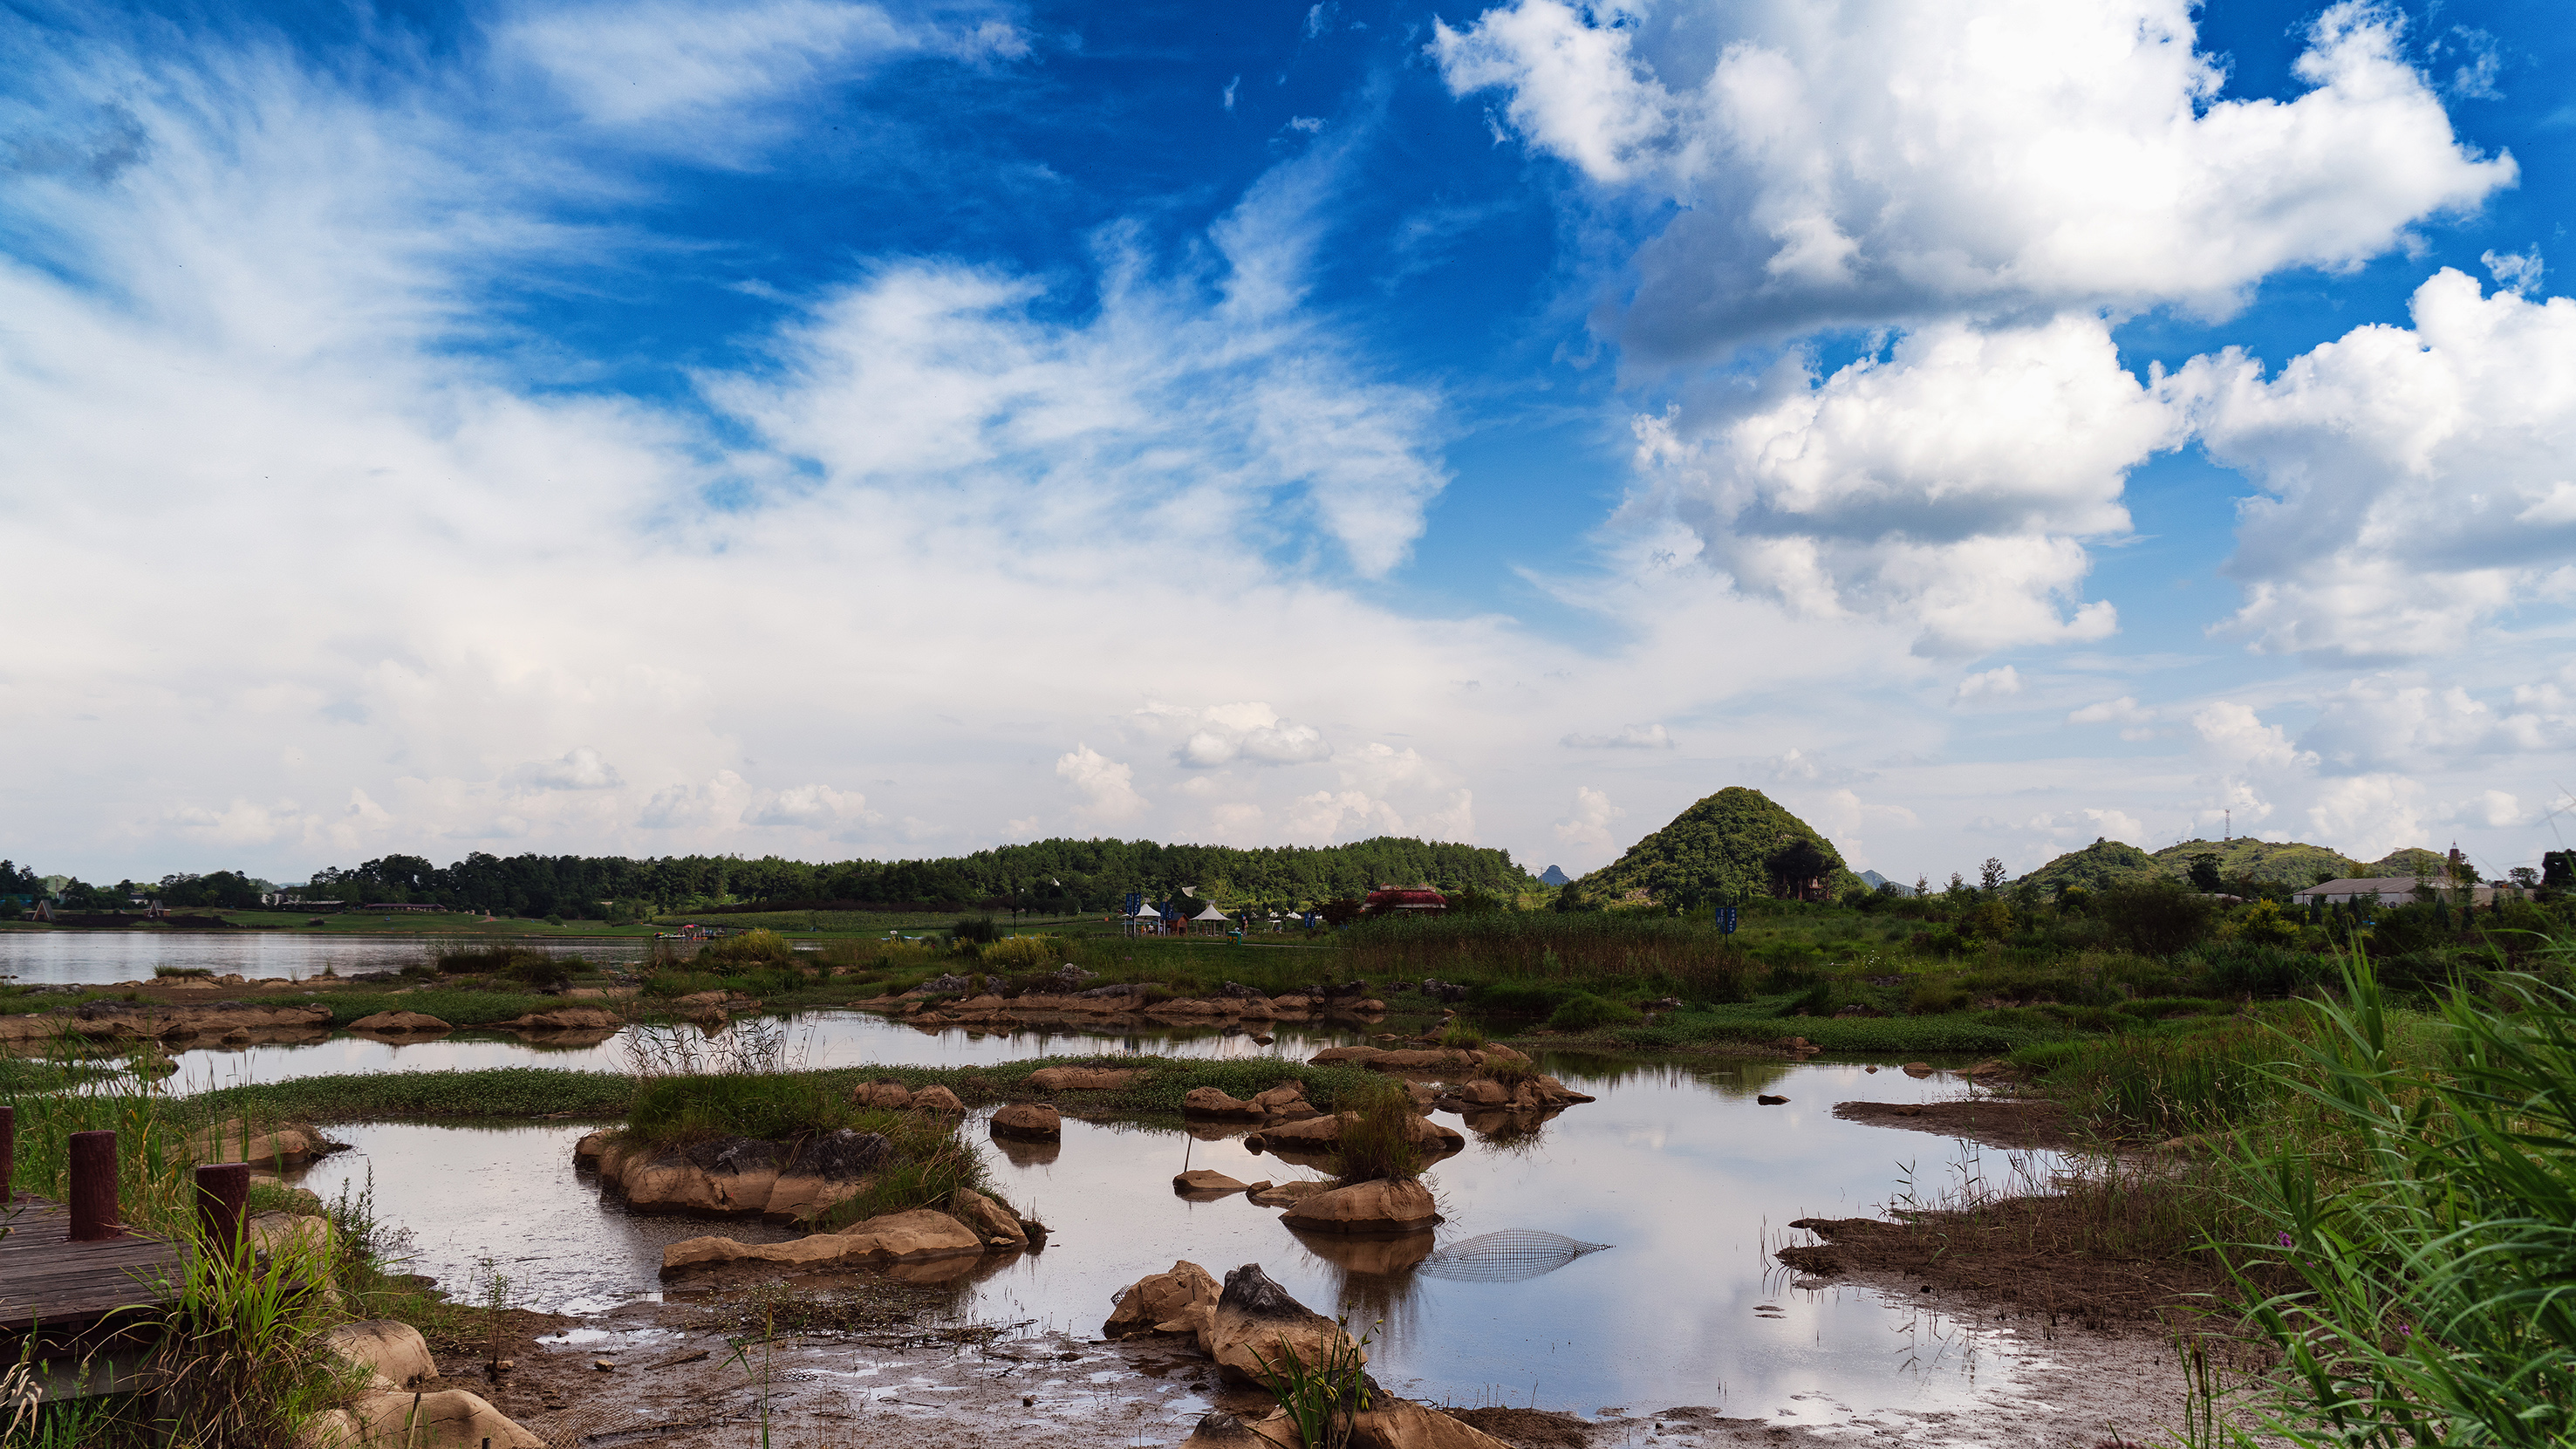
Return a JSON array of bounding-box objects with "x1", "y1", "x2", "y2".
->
[{"x1": 1414, "y1": 1230, "x2": 1612, "y2": 1283}]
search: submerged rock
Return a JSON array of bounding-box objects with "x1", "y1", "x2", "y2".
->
[
  {"x1": 1173, "y1": 1168, "x2": 1250, "y2": 1197},
  {"x1": 659, "y1": 1206, "x2": 987, "y2": 1276}
]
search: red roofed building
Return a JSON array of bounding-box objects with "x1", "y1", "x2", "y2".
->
[{"x1": 1363, "y1": 886, "x2": 1447, "y2": 916}]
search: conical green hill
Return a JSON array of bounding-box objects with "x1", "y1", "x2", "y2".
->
[
  {"x1": 2018, "y1": 838, "x2": 2161, "y2": 894},
  {"x1": 1574, "y1": 787, "x2": 1861, "y2": 906}
]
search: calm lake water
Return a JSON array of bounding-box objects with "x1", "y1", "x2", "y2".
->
[
  {"x1": 287, "y1": 1049, "x2": 2056, "y2": 1422},
  {"x1": 0, "y1": 931, "x2": 661, "y2": 986}
]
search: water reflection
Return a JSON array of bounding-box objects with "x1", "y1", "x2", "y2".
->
[
  {"x1": 0, "y1": 933, "x2": 666, "y2": 987},
  {"x1": 291, "y1": 1058, "x2": 2060, "y2": 1420},
  {"x1": 159, "y1": 1013, "x2": 1372, "y2": 1087}
]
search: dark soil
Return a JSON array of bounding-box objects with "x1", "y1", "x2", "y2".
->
[
  {"x1": 1448, "y1": 1405, "x2": 1594, "y2": 1446},
  {"x1": 1831, "y1": 1097, "x2": 2076, "y2": 1152},
  {"x1": 1775, "y1": 1197, "x2": 2265, "y2": 1330}
]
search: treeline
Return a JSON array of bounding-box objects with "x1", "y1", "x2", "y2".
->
[{"x1": 301, "y1": 837, "x2": 1537, "y2": 919}]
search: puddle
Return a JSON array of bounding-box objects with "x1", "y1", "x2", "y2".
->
[{"x1": 294, "y1": 1059, "x2": 2065, "y2": 1421}]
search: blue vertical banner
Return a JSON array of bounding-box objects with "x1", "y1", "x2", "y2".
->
[
  {"x1": 1718, "y1": 906, "x2": 1739, "y2": 935},
  {"x1": 1124, "y1": 892, "x2": 1143, "y2": 917}
]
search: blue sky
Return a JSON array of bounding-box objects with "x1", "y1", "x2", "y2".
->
[{"x1": 3, "y1": 0, "x2": 2572, "y2": 886}]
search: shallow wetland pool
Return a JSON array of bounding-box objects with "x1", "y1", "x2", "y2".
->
[{"x1": 3, "y1": 933, "x2": 2094, "y2": 1433}]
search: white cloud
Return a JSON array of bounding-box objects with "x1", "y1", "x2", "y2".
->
[
  {"x1": 1552, "y1": 785, "x2": 1624, "y2": 852},
  {"x1": 506, "y1": 747, "x2": 624, "y2": 792},
  {"x1": 1954, "y1": 666, "x2": 2021, "y2": 703},
  {"x1": 2028, "y1": 806, "x2": 2148, "y2": 846},
  {"x1": 1285, "y1": 789, "x2": 1407, "y2": 844},
  {"x1": 2180, "y1": 270, "x2": 2576, "y2": 659},
  {"x1": 1056, "y1": 745, "x2": 1147, "y2": 821},
  {"x1": 1625, "y1": 316, "x2": 2173, "y2": 653},
  {"x1": 1560, "y1": 722, "x2": 1674, "y2": 749},
  {"x1": 2484, "y1": 246, "x2": 2545, "y2": 297},
  {"x1": 743, "y1": 784, "x2": 874, "y2": 828},
  {"x1": 495, "y1": 0, "x2": 1024, "y2": 140},
  {"x1": 1437, "y1": 0, "x2": 2513, "y2": 358},
  {"x1": 2306, "y1": 774, "x2": 2429, "y2": 861},
  {"x1": 1133, "y1": 702, "x2": 1334, "y2": 769},
  {"x1": 2067, "y1": 696, "x2": 2149, "y2": 726}
]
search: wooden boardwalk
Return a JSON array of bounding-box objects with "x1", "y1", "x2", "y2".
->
[{"x1": 0, "y1": 1197, "x2": 181, "y2": 1334}]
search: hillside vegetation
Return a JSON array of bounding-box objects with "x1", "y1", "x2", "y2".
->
[
  {"x1": 2021, "y1": 836, "x2": 2456, "y2": 894},
  {"x1": 1569, "y1": 787, "x2": 1863, "y2": 907}
]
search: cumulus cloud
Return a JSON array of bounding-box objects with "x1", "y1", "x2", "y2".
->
[
  {"x1": 1560, "y1": 722, "x2": 1674, "y2": 748},
  {"x1": 1552, "y1": 785, "x2": 1624, "y2": 852},
  {"x1": 1437, "y1": 0, "x2": 2514, "y2": 358},
  {"x1": 2181, "y1": 270, "x2": 2576, "y2": 659},
  {"x1": 1954, "y1": 666, "x2": 2021, "y2": 703},
  {"x1": 1133, "y1": 702, "x2": 1334, "y2": 768},
  {"x1": 742, "y1": 783, "x2": 874, "y2": 828},
  {"x1": 1286, "y1": 789, "x2": 1408, "y2": 844},
  {"x1": 1625, "y1": 316, "x2": 2174, "y2": 653},
  {"x1": 2028, "y1": 806, "x2": 2149, "y2": 846},
  {"x1": 1056, "y1": 745, "x2": 1147, "y2": 821},
  {"x1": 506, "y1": 748, "x2": 624, "y2": 792}
]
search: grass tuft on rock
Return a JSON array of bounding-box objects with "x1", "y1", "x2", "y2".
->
[{"x1": 1326, "y1": 1077, "x2": 1423, "y2": 1186}]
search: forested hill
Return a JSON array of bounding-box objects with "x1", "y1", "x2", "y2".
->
[{"x1": 304, "y1": 837, "x2": 1535, "y2": 919}]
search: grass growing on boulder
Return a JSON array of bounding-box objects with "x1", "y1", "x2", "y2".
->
[
  {"x1": 694, "y1": 928, "x2": 795, "y2": 969},
  {"x1": 1435, "y1": 1021, "x2": 1486, "y2": 1049},
  {"x1": 817, "y1": 1113, "x2": 994, "y2": 1230},
  {"x1": 1327, "y1": 1076, "x2": 1423, "y2": 1186},
  {"x1": 625, "y1": 1071, "x2": 857, "y2": 1148}
]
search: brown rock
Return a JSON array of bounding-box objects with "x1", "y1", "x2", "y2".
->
[
  {"x1": 190, "y1": 1118, "x2": 323, "y2": 1166},
  {"x1": 851, "y1": 1081, "x2": 913, "y2": 1109},
  {"x1": 1184, "y1": 1086, "x2": 1264, "y2": 1118},
  {"x1": 1182, "y1": 1409, "x2": 1303, "y2": 1449},
  {"x1": 572, "y1": 1130, "x2": 613, "y2": 1165},
  {"x1": 1903, "y1": 1062, "x2": 1934, "y2": 1076},
  {"x1": 989, "y1": 1103, "x2": 1063, "y2": 1138},
  {"x1": 1305, "y1": 1045, "x2": 1382, "y2": 1065},
  {"x1": 835, "y1": 1207, "x2": 984, "y2": 1261},
  {"x1": 1028, "y1": 1065, "x2": 1145, "y2": 1091},
  {"x1": 1350, "y1": 1399, "x2": 1516, "y2": 1449},
  {"x1": 948, "y1": 1187, "x2": 1028, "y2": 1248},
  {"x1": 1103, "y1": 1259, "x2": 1220, "y2": 1338},
  {"x1": 346, "y1": 1390, "x2": 542, "y2": 1449},
  {"x1": 502, "y1": 1006, "x2": 622, "y2": 1031},
  {"x1": 322, "y1": 1320, "x2": 436, "y2": 1391},
  {"x1": 761, "y1": 1174, "x2": 867, "y2": 1224},
  {"x1": 1280, "y1": 1179, "x2": 1439, "y2": 1235},
  {"x1": 909, "y1": 1084, "x2": 966, "y2": 1114},
  {"x1": 1243, "y1": 1114, "x2": 1346, "y2": 1152},
  {"x1": 1174, "y1": 1169, "x2": 1250, "y2": 1196},
  {"x1": 1246, "y1": 1179, "x2": 1332, "y2": 1206},
  {"x1": 1250, "y1": 1081, "x2": 1308, "y2": 1112},
  {"x1": 1207, "y1": 1263, "x2": 1365, "y2": 1384},
  {"x1": 1534, "y1": 1075, "x2": 1595, "y2": 1104},
  {"x1": 346, "y1": 1011, "x2": 452, "y2": 1035}
]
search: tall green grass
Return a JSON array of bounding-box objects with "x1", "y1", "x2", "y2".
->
[
  {"x1": 2219, "y1": 947, "x2": 2576, "y2": 1446},
  {"x1": 1340, "y1": 913, "x2": 1750, "y2": 999}
]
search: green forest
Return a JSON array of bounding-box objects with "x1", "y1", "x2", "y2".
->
[{"x1": 243, "y1": 836, "x2": 1539, "y2": 919}]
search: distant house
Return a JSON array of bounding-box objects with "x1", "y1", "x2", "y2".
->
[
  {"x1": 1363, "y1": 886, "x2": 1447, "y2": 916},
  {"x1": 2302, "y1": 876, "x2": 2501, "y2": 907},
  {"x1": 361, "y1": 902, "x2": 441, "y2": 913}
]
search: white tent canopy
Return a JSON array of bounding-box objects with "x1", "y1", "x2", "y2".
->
[{"x1": 1192, "y1": 903, "x2": 1231, "y2": 921}]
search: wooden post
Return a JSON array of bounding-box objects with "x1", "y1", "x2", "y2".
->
[
  {"x1": 0, "y1": 1104, "x2": 13, "y2": 1203},
  {"x1": 195, "y1": 1162, "x2": 250, "y2": 1260},
  {"x1": 67, "y1": 1130, "x2": 120, "y2": 1241}
]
